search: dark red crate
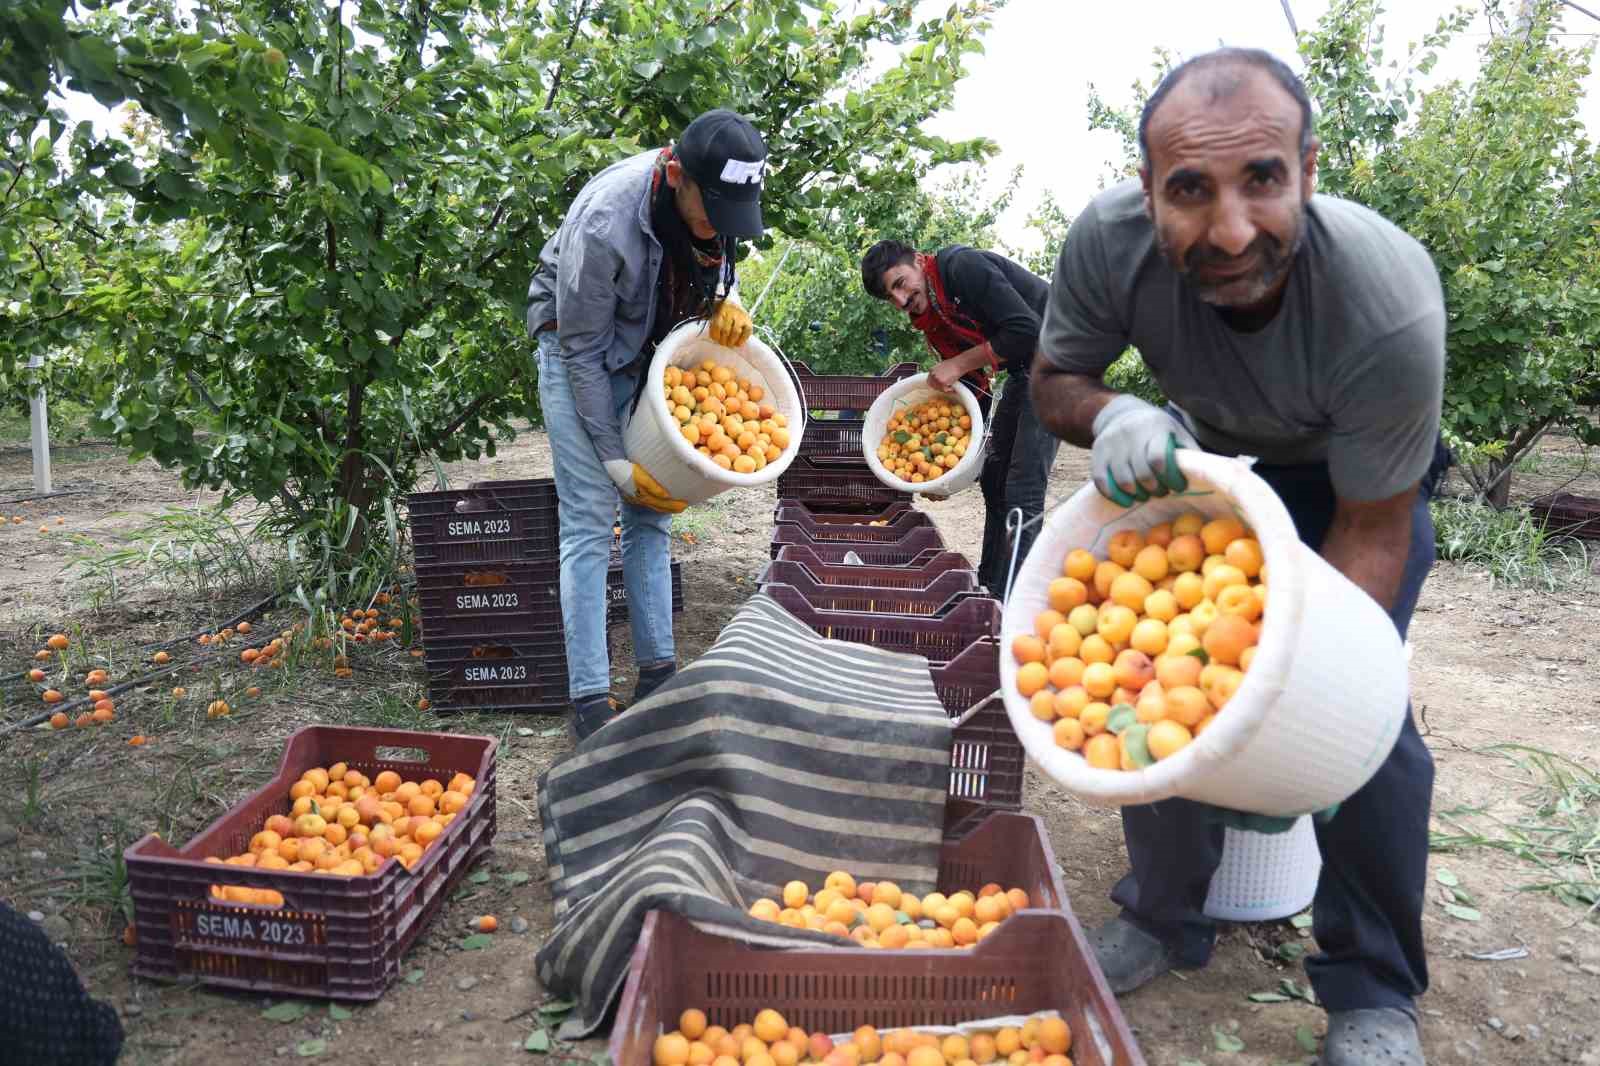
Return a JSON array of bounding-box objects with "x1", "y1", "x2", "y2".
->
[
  {"x1": 771, "y1": 524, "x2": 946, "y2": 563},
  {"x1": 935, "y1": 639, "x2": 1022, "y2": 834},
  {"x1": 756, "y1": 568, "x2": 979, "y2": 616},
  {"x1": 124, "y1": 726, "x2": 496, "y2": 1001},
  {"x1": 771, "y1": 500, "x2": 917, "y2": 525},
  {"x1": 610, "y1": 810, "x2": 1141, "y2": 1066},
  {"x1": 413, "y1": 560, "x2": 683, "y2": 638},
  {"x1": 767, "y1": 546, "x2": 979, "y2": 590},
  {"x1": 1530, "y1": 492, "x2": 1600, "y2": 540},
  {"x1": 795, "y1": 418, "x2": 866, "y2": 461},
  {"x1": 422, "y1": 636, "x2": 572, "y2": 712},
  {"x1": 775, "y1": 456, "x2": 909, "y2": 510},
  {"x1": 407, "y1": 481, "x2": 560, "y2": 566},
  {"x1": 773, "y1": 503, "x2": 933, "y2": 544},
  {"x1": 774, "y1": 544, "x2": 951, "y2": 570},
  {"x1": 767, "y1": 588, "x2": 1001, "y2": 666},
  {"x1": 788, "y1": 360, "x2": 922, "y2": 413}
]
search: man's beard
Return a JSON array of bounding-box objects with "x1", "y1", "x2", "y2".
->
[{"x1": 1157, "y1": 206, "x2": 1305, "y2": 309}]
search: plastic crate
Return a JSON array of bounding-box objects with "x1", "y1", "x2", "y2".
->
[
  {"x1": 770, "y1": 524, "x2": 946, "y2": 564},
  {"x1": 775, "y1": 457, "x2": 910, "y2": 510},
  {"x1": 795, "y1": 418, "x2": 866, "y2": 461},
  {"x1": 423, "y1": 635, "x2": 572, "y2": 712},
  {"x1": 756, "y1": 569, "x2": 980, "y2": 617},
  {"x1": 124, "y1": 726, "x2": 496, "y2": 1001},
  {"x1": 788, "y1": 360, "x2": 923, "y2": 413},
  {"x1": 768, "y1": 589, "x2": 1001, "y2": 666},
  {"x1": 771, "y1": 500, "x2": 917, "y2": 526},
  {"x1": 609, "y1": 840, "x2": 1143, "y2": 1065},
  {"x1": 407, "y1": 481, "x2": 560, "y2": 566},
  {"x1": 1530, "y1": 492, "x2": 1600, "y2": 541},
  {"x1": 766, "y1": 547, "x2": 979, "y2": 591},
  {"x1": 936, "y1": 640, "x2": 1023, "y2": 835},
  {"x1": 412, "y1": 560, "x2": 683, "y2": 638},
  {"x1": 772, "y1": 503, "x2": 933, "y2": 543}
]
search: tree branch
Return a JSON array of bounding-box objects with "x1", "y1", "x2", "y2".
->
[
  {"x1": 335, "y1": 0, "x2": 346, "y2": 99},
  {"x1": 325, "y1": 218, "x2": 337, "y2": 272},
  {"x1": 543, "y1": 0, "x2": 593, "y2": 109}
]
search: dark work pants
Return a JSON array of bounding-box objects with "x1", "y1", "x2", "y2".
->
[
  {"x1": 1111, "y1": 446, "x2": 1447, "y2": 1012},
  {"x1": 977, "y1": 370, "x2": 1060, "y2": 600}
]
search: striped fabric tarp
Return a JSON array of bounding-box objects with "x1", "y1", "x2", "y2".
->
[{"x1": 535, "y1": 592, "x2": 955, "y2": 1037}]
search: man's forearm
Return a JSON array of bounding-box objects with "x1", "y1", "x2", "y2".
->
[
  {"x1": 1319, "y1": 503, "x2": 1413, "y2": 613},
  {"x1": 1030, "y1": 354, "x2": 1119, "y2": 447}
]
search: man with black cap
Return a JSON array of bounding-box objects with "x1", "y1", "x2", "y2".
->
[{"x1": 527, "y1": 108, "x2": 768, "y2": 740}]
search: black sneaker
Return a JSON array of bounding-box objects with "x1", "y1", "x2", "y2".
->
[
  {"x1": 567, "y1": 694, "x2": 619, "y2": 744},
  {"x1": 1087, "y1": 916, "x2": 1180, "y2": 995},
  {"x1": 631, "y1": 662, "x2": 678, "y2": 706}
]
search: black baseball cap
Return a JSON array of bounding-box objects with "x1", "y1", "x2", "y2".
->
[{"x1": 676, "y1": 109, "x2": 769, "y2": 239}]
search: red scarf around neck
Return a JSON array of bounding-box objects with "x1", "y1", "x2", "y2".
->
[{"x1": 908, "y1": 253, "x2": 991, "y2": 381}]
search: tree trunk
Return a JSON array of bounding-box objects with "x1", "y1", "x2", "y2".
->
[{"x1": 1486, "y1": 461, "x2": 1512, "y2": 509}]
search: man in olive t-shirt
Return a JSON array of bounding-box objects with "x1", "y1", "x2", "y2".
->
[{"x1": 1033, "y1": 48, "x2": 1449, "y2": 1066}]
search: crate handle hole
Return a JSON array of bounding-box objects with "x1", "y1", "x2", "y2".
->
[{"x1": 375, "y1": 745, "x2": 430, "y2": 763}]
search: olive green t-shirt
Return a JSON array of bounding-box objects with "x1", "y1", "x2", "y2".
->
[{"x1": 1039, "y1": 179, "x2": 1446, "y2": 502}]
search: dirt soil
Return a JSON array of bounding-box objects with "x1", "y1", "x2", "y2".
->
[{"x1": 0, "y1": 428, "x2": 1597, "y2": 1066}]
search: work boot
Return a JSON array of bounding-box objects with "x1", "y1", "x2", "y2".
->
[
  {"x1": 631, "y1": 661, "x2": 677, "y2": 706},
  {"x1": 1320, "y1": 1007, "x2": 1425, "y2": 1066},
  {"x1": 1087, "y1": 917, "x2": 1180, "y2": 994},
  {"x1": 567, "y1": 694, "x2": 619, "y2": 745}
]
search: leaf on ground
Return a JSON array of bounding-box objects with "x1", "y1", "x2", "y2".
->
[
  {"x1": 516, "y1": 727, "x2": 536, "y2": 737},
  {"x1": 536, "y1": 998, "x2": 576, "y2": 1016},
  {"x1": 404, "y1": 968, "x2": 425, "y2": 984},
  {"x1": 502, "y1": 871, "x2": 532, "y2": 886},
  {"x1": 469, "y1": 870, "x2": 491, "y2": 884},
  {"x1": 262, "y1": 1002, "x2": 307, "y2": 1023},
  {"x1": 1212, "y1": 1024, "x2": 1246, "y2": 1053},
  {"x1": 1178, "y1": 1060, "x2": 1207, "y2": 1066},
  {"x1": 328, "y1": 1004, "x2": 352, "y2": 1021},
  {"x1": 1449, "y1": 886, "x2": 1476, "y2": 906},
  {"x1": 1277, "y1": 942, "x2": 1306, "y2": 961},
  {"x1": 461, "y1": 932, "x2": 494, "y2": 950},
  {"x1": 1443, "y1": 902, "x2": 1482, "y2": 921},
  {"x1": 1289, "y1": 912, "x2": 1314, "y2": 929},
  {"x1": 1295, "y1": 1024, "x2": 1319, "y2": 1053},
  {"x1": 524, "y1": 1028, "x2": 551, "y2": 1053},
  {"x1": 1434, "y1": 868, "x2": 1460, "y2": 887},
  {"x1": 296, "y1": 1038, "x2": 327, "y2": 1057},
  {"x1": 1248, "y1": 992, "x2": 1291, "y2": 1003},
  {"x1": 538, "y1": 727, "x2": 564, "y2": 737}
]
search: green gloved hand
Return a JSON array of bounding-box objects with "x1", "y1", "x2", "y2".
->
[
  {"x1": 1089, "y1": 394, "x2": 1198, "y2": 507},
  {"x1": 708, "y1": 296, "x2": 753, "y2": 348},
  {"x1": 604, "y1": 459, "x2": 688, "y2": 514},
  {"x1": 1208, "y1": 804, "x2": 1341, "y2": 835}
]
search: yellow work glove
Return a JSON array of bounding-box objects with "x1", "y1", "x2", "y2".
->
[
  {"x1": 604, "y1": 459, "x2": 687, "y2": 514},
  {"x1": 708, "y1": 296, "x2": 753, "y2": 348}
]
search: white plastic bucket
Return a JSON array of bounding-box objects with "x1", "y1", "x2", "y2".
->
[
  {"x1": 862, "y1": 374, "x2": 986, "y2": 497},
  {"x1": 998, "y1": 451, "x2": 1411, "y2": 817},
  {"x1": 622, "y1": 321, "x2": 807, "y2": 506},
  {"x1": 1202, "y1": 817, "x2": 1323, "y2": 922}
]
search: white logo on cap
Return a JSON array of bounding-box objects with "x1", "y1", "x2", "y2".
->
[{"x1": 719, "y1": 158, "x2": 766, "y2": 185}]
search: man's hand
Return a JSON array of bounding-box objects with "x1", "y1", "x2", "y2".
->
[
  {"x1": 604, "y1": 460, "x2": 688, "y2": 514},
  {"x1": 927, "y1": 359, "x2": 966, "y2": 393},
  {"x1": 1090, "y1": 394, "x2": 1198, "y2": 506},
  {"x1": 708, "y1": 297, "x2": 753, "y2": 348}
]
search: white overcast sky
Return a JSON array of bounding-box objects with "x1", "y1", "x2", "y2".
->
[
  {"x1": 921, "y1": 0, "x2": 1600, "y2": 249},
  {"x1": 50, "y1": 0, "x2": 1600, "y2": 252}
]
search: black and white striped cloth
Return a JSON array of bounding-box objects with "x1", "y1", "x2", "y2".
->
[{"x1": 534, "y1": 593, "x2": 954, "y2": 1037}]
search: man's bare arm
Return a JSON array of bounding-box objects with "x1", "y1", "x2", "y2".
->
[
  {"x1": 1320, "y1": 483, "x2": 1418, "y2": 612},
  {"x1": 1030, "y1": 351, "x2": 1121, "y2": 447}
]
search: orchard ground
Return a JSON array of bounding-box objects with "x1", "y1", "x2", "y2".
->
[{"x1": 0, "y1": 424, "x2": 1597, "y2": 1066}]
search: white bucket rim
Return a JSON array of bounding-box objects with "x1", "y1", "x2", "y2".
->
[
  {"x1": 862, "y1": 374, "x2": 986, "y2": 495},
  {"x1": 997, "y1": 450, "x2": 1308, "y2": 805}
]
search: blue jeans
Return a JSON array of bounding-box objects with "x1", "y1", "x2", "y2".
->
[
  {"x1": 536, "y1": 332, "x2": 676, "y2": 701},
  {"x1": 1112, "y1": 442, "x2": 1450, "y2": 1012}
]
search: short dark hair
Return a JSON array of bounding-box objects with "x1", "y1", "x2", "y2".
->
[
  {"x1": 860, "y1": 239, "x2": 917, "y2": 300},
  {"x1": 1138, "y1": 47, "x2": 1315, "y2": 164}
]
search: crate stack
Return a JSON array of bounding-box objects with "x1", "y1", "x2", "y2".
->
[
  {"x1": 407, "y1": 478, "x2": 683, "y2": 713},
  {"x1": 763, "y1": 362, "x2": 1023, "y2": 841}
]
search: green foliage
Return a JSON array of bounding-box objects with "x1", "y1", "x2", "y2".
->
[
  {"x1": 1429, "y1": 496, "x2": 1590, "y2": 590},
  {"x1": 1303, "y1": 0, "x2": 1600, "y2": 500},
  {"x1": 1, "y1": 0, "x2": 1001, "y2": 580}
]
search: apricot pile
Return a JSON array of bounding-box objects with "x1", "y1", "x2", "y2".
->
[
  {"x1": 875, "y1": 398, "x2": 973, "y2": 486},
  {"x1": 1014, "y1": 512, "x2": 1265, "y2": 770},
  {"x1": 746, "y1": 872, "x2": 1031, "y2": 950},
  {"x1": 203, "y1": 761, "x2": 478, "y2": 904},
  {"x1": 653, "y1": 1009, "x2": 1071, "y2": 1066},
  {"x1": 666, "y1": 360, "x2": 790, "y2": 473}
]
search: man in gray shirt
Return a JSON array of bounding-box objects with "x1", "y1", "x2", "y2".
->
[
  {"x1": 1034, "y1": 49, "x2": 1449, "y2": 1066},
  {"x1": 527, "y1": 109, "x2": 767, "y2": 740}
]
